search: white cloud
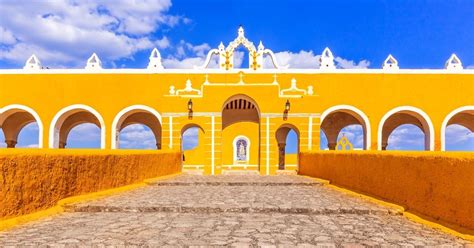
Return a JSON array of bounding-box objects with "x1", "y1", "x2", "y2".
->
[
  {"x1": 466, "y1": 65, "x2": 474, "y2": 69},
  {"x1": 446, "y1": 124, "x2": 474, "y2": 145},
  {"x1": 263, "y1": 50, "x2": 370, "y2": 69},
  {"x1": 0, "y1": 0, "x2": 178, "y2": 67},
  {"x1": 335, "y1": 57, "x2": 370, "y2": 69},
  {"x1": 387, "y1": 124, "x2": 425, "y2": 150},
  {"x1": 68, "y1": 123, "x2": 101, "y2": 142},
  {"x1": 119, "y1": 124, "x2": 157, "y2": 149}
]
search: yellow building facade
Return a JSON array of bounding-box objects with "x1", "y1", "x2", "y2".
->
[{"x1": 1, "y1": 27, "x2": 473, "y2": 175}]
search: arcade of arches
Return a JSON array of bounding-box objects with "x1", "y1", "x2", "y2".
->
[{"x1": 1, "y1": 28, "x2": 473, "y2": 175}]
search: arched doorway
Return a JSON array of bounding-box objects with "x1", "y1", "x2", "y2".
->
[
  {"x1": 441, "y1": 106, "x2": 474, "y2": 151},
  {"x1": 112, "y1": 105, "x2": 162, "y2": 149},
  {"x1": 221, "y1": 94, "x2": 260, "y2": 170},
  {"x1": 275, "y1": 124, "x2": 300, "y2": 170},
  {"x1": 320, "y1": 105, "x2": 371, "y2": 150},
  {"x1": 50, "y1": 104, "x2": 105, "y2": 149},
  {"x1": 378, "y1": 106, "x2": 434, "y2": 151},
  {"x1": 181, "y1": 124, "x2": 205, "y2": 169},
  {"x1": 0, "y1": 105, "x2": 43, "y2": 148}
]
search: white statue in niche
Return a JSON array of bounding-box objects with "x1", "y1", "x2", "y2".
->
[{"x1": 236, "y1": 139, "x2": 248, "y2": 161}]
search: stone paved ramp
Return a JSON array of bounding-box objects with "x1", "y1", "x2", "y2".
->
[{"x1": 0, "y1": 174, "x2": 472, "y2": 247}]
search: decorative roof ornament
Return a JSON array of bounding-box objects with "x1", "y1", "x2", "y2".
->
[
  {"x1": 445, "y1": 54, "x2": 463, "y2": 70},
  {"x1": 85, "y1": 53, "x2": 102, "y2": 70},
  {"x1": 382, "y1": 54, "x2": 399, "y2": 70},
  {"x1": 319, "y1": 47, "x2": 335, "y2": 70},
  {"x1": 147, "y1": 48, "x2": 164, "y2": 70},
  {"x1": 23, "y1": 54, "x2": 42, "y2": 70},
  {"x1": 197, "y1": 26, "x2": 288, "y2": 70}
]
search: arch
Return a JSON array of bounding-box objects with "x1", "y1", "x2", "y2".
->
[
  {"x1": 222, "y1": 94, "x2": 261, "y2": 129},
  {"x1": 49, "y1": 104, "x2": 105, "y2": 149},
  {"x1": 320, "y1": 105, "x2": 371, "y2": 150},
  {"x1": 378, "y1": 106, "x2": 434, "y2": 151},
  {"x1": 111, "y1": 105, "x2": 162, "y2": 149},
  {"x1": 441, "y1": 106, "x2": 474, "y2": 151},
  {"x1": 233, "y1": 135, "x2": 250, "y2": 163},
  {"x1": 0, "y1": 104, "x2": 44, "y2": 148},
  {"x1": 275, "y1": 123, "x2": 300, "y2": 170}
]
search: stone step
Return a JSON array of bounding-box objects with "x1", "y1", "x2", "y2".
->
[
  {"x1": 147, "y1": 181, "x2": 321, "y2": 186},
  {"x1": 64, "y1": 204, "x2": 399, "y2": 216}
]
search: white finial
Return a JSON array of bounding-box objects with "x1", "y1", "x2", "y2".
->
[
  {"x1": 258, "y1": 41, "x2": 264, "y2": 51},
  {"x1": 147, "y1": 48, "x2": 164, "y2": 70},
  {"x1": 218, "y1": 42, "x2": 225, "y2": 51},
  {"x1": 204, "y1": 74, "x2": 210, "y2": 84},
  {"x1": 24, "y1": 54, "x2": 42, "y2": 70},
  {"x1": 238, "y1": 26, "x2": 244, "y2": 38},
  {"x1": 319, "y1": 47, "x2": 335, "y2": 70},
  {"x1": 169, "y1": 86, "x2": 175, "y2": 95},
  {"x1": 85, "y1": 53, "x2": 102, "y2": 70},
  {"x1": 383, "y1": 54, "x2": 399, "y2": 70},
  {"x1": 272, "y1": 74, "x2": 278, "y2": 84},
  {"x1": 291, "y1": 78, "x2": 297, "y2": 87},
  {"x1": 238, "y1": 72, "x2": 244, "y2": 84},
  {"x1": 445, "y1": 53, "x2": 463, "y2": 70}
]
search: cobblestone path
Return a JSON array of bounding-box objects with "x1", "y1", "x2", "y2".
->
[{"x1": 1, "y1": 174, "x2": 472, "y2": 247}]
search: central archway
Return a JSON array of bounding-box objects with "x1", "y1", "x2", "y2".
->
[{"x1": 221, "y1": 94, "x2": 260, "y2": 170}]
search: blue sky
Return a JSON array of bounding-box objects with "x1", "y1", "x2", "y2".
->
[{"x1": 0, "y1": 0, "x2": 473, "y2": 151}]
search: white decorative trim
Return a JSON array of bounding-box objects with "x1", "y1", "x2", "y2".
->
[
  {"x1": 440, "y1": 106, "x2": 474, "y2": 151},
  {"x1": 308, "y1": 116, "x2": 313, "y2": 150},
  {"x1": 382, "y1": 54, "x2": 399, "y2": 70},
  {"x1": 0, "y1": 104, "x2": 44, "y2": 148},
  {"x1": 23, "y1": 54, "x2": 42, "y2": 70},
  {"x1": 49, "y1": 104, "x2": 105, "y2": 149},
  {"x1": 233, "y1": 135, "x2": 250, "y2": 164},
  {"x1": 171, "y1": 79, "x2": 202, "y2": 96},
  {"x1": 169, "y1": 116, "x2": 173, "y2": 149},
  {"x1": 147, "y1": 48, "x2": 164, "y2": 70},
  {"x1": 320, "y1": 105, "x2": 371, "y2": 150},
  {"x1": 211, "y1": 115, "x2": 215, "y2": 175},
  {"x1": 319, "y1": 47, "x2": 335, "y2": 70},
  {"x1": 377, "y1": 106, "x2": 434, "y2": 151},
  {"x1": 280, "y1": 78, "x2": 312, "y2": 97},
  {"x1": 85, "y1": 53, "x2": 102, "y2": 70},
  {"x1": 445, "y1": 53, "x2": 463, "y2": 70},
  {"x1": 111, "y1": 105, "x2": 163, "y2": 149},
  {"x1": 266, "y1": 117, "x2": 270, "y2": 175}
]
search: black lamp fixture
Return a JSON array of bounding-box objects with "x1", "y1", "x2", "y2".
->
[
  {"x1": 285, "y1": 99, "x2": 291, "y2": 112},
  {"x1": 187, "y1": 99, "x2": 193, "y2": 111}
]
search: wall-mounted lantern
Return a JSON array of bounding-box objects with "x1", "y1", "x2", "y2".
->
[
  {"x1": 285, "y1": 100, "x2": 291, "y2": 112},
  {"x1": 187, "y1": 99, "x2": 193, "y2": 111},
  {"x1": 187, "y1": 99, "x2": 193, "y2": 119},
  {"x1": 283, "y1": 99, "x2": 290, "y2": 121}
]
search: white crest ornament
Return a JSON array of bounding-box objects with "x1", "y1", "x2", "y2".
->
[
  {"x1": 319, "y1": 47, "x2": 335, "y2": 70},
  {"x1": 85, "y1": 53, "x2": 102, "y2": 70},
  {"x1": 147, "y1": 48, "x2": 164, "y2": 70},
  {"x1": 382, "y1": 54, "x2": 399, "y2": 70},
  {"x1": 445, "y1": 53, "x2": 463, "y2": 70},
  {"x1": 24, "y1": 54, "x2": 42, "y2": 70},
  {"x1": 197, "y1": 26, "x2": 288, "y2": 70}
]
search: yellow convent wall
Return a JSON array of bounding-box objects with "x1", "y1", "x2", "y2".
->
[
  {"x1": 0, "y1": 149, "x2": 181, "y2": 219},
  {"x1": 299, "y1": 151, "x2": 474, "y2": 231},
  {"x1": 0, "y1": 71, "x2": 473, "y2": 175}
]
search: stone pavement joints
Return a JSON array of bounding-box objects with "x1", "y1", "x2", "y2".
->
[{"x1": 0, "y1": 174, "x2": 472, "y2": 247}]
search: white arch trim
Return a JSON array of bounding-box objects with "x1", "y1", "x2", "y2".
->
[
  {"x1": 233, "y1": 135, "x2": 250, "y2": 163},
  {"x1": 377, "y1": 106, "x2": 435, "y2": 151},
  {"x1": 49, "y1": 104, "x2": 106, "y2": 149},
  {"x1": 111, "y1": 105, "x2": 162, "y2": 149},
  {"x1": 0, "y1": 104, "x2": 44, "y2": 148},
  {"x1": 320, "y1": 105, "x2": 372, "y2": 150},
  {"x1": 441, "y1": 106, "x2": 474, "y2": 151}
]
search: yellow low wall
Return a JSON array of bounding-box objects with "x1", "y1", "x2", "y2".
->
[
  {"x1": 0, "y1": 149, "x2": 181, "y2": 219},
  {"x1": 299, "y1": 151, "x2": 474, "y2": 231}
]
